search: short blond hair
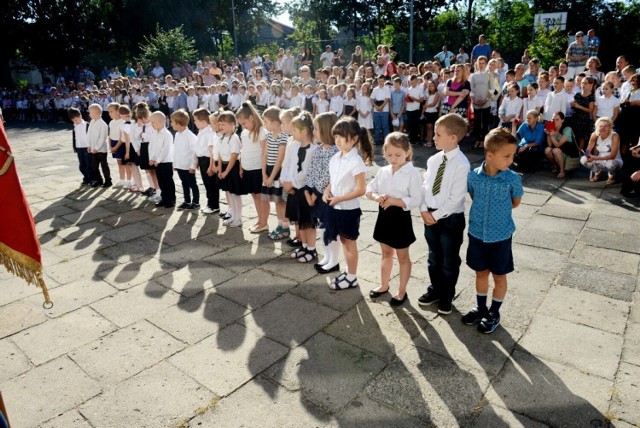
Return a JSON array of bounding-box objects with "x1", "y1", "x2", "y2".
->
[
  {"x1": 88, "y1": 103, "x2": 102, "y2": 113},
  {"x1": 435, "y1": 113, "x2": 468, "y2": 142},
  {"x1": 170, "y1": 109, "x2": 190, "y2": 127},
  {"x1": 150, "y1": 111, "x2": 166, "y2": 122}
]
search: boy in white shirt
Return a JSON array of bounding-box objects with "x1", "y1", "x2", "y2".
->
[
  {"x1": 87, "y1": 104, "x2": 111, "y2": 187},
  {"x1": 68, "y1": 107, "x2": 92, "y2": 185},
  {"x1": 148, "y1": 111, "x2": 175, "y2": 208},
  {"x1": 543, "y1": 77, "x2": 567, "y2": 123},
  {"x1": 171, "y1": 109, "x2": 199, "y2": 209}
]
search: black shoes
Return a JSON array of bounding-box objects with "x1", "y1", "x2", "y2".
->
[
  {"x1": 461, "y1": 307, "x2": 487, "y2": 325},
  {"x1": 437, "y1": 301, "x2": 452, "y2": 315},
  {"x1": 390, "y1": 293, "x2": 408, "y2": 307},
  {"x1": 315, "y1": 263, "x2": 340, "y2": 274},
  {"x1": 369, "y1": 288, "x2": 389, "y2": 298},
  {"x1": 178, "y1": 202, "x2": 194, "y2": 210},
  {"x1": 102, "y1": 181, "x2": 112, "y2": 188},
  {"x1": 418, "y1": 292, "x2": 440, "y2": 307}
]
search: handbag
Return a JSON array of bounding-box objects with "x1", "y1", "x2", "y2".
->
[{"x1": 563, "y1": 129, "x2": 582, "y2": 171}]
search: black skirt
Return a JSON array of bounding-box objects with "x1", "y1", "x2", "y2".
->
[
  {"x1": 122, "y1": 148, "x2": 140, "y2": 166},
  {"x1": 285, "y1": 188, "x2": 316, "y2": 229},
  {"x1": 242, "y1": 168, "x2": 263, "y2": 194},
  {"x1": 311, "y1": 188, "x2": 329, "y2": 228},
  {"x1": 219, "y1": 161, "x2": 245, "y2": 195},
  {"x1": 373, "y1": 206, "x2": 416, "y2": 249},
  {"x1": 139, "y1": 142, "x2": 154, "y2": 170},
  {"x1": 324, "y1": 207, "x2": 361, "y2": 245}
]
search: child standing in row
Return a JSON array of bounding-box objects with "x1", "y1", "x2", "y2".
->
[
  {"x1": 236, "y1": 102, "x2": 269, "y2": 232},
  {"x1": 261, "y1": 106, "x2": 289, "y2": 239},
  {"x1": 87, "y1": 104, "x2": 111, "y2": 187},
  {"x1": 171, "y1": 109, "x2": 199, "y2": 210},
  {"x1": 282, "y1": 112, "x2": 318, "y2": 262},
  {"x1": 68, "y1": 107, "x2": 92, "y2": 185},
  {"x1": 107, "y1": 103, "x2": 127, "y2": 187},
  {"x1": 120, "y1": 105, "x2": 144, "y2": 193},
  {"x1": 148, "y1": 111, "x2": 175, "y2": 208},
  {"x1": 306, "y1": 112, "x2": 340, "y2": 273},
  {"x1": 193, "y1": 108, "x2": 220, "y2": 214},
  {"x1": 280, "y1": 107, "x2": 302, "y2": 246},
  {"x1": 135, "y1": 103, "x2": 160, "y2": 198},
  {"x1": 217, "y1": 111, "x2": 244, "y2": 227},
  {"x1": 323, "y1": 117, "x2": 373, "y2": 290},
  {"x1": 366, "y1": 132, "x2": 423, "y2": 305},
  {"x1": 462, "y1": 128, "x2": 523, "y2": 334}
]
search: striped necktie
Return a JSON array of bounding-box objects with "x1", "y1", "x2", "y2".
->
[{"x1": 432, "y1": 155, "x2": 447, "y2": 195}]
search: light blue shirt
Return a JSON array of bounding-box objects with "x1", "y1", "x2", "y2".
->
[{"x1": 468, "y1": 163, "x2": 523, "y2": 243}]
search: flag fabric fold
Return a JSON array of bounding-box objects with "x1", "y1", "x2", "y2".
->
[{"x1": 0, "y1": 121, "x2": 51, "y2": 307}]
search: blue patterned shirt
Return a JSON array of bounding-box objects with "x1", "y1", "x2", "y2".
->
[{"x1": 468, "y1": 164, "x2": 523, "y2": 243}]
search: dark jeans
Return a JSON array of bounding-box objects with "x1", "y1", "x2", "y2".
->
[
  {"x1": 76, "y1": 148, "x2": 93, "y2": 183},
  {"x1": 91, "y1": 152, "x2": 111, "y2": 184},
  {"x1": 177, "y1": 168, "x2": 199, "y2": 204},
  {"x1": 406, "y1": 109, "x2": 422, "y2": 143},
  {"x1": 373, "y1": 111, "x2": 389, "y2": 145},
  {"x1": 156, "y1": 162, "x2": 175, "y2": 204},
  {"x1": 423, "y1": 213, "x2": 465, "y2": 304},
  {"x1": 198, "y1": 156, "x2": 219, "y2": 209},
  {"x1": 473, "y1": 107, "x2": 492, "y2": 141}
]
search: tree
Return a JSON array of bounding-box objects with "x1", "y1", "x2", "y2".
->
[
  {"x1": 137, "y1": 25, "x2": 198, "y2": 71},
  {"x1": 528, "y1": 27, "x2": 567, "y2": 69}
]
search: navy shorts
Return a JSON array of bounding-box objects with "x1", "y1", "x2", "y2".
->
[{"x1": 466, "y1": 234, "x2": 514, "y2": 275}]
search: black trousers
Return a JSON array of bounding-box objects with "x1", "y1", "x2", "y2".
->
[
  {"x1": 198, "y1": 156, "x2": 220, "y2": 209},
  {"x1": 474, "y1": 107, "x2": 492, "y2": 141},
  {"x1": 91, "y1": 152, "x2": 111, "y2": 184},
  {"x1": 406, "y1": 109, "x2": 422, "y2": 143},
  {"x1": 156, "y1": 162, "x2": 176, "y2": 204}
]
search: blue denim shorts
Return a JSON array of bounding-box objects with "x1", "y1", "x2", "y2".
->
[{"x1": 466, "y1": 234, "x2": 514, "y2": 275}]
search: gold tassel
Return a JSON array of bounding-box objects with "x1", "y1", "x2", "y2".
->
[{"x1": 0, "y1": 244, "x2": 52, "y2": 308}]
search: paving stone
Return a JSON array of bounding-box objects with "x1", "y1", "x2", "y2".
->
[
  {"x1": 594, "y1": 199, "x2": 640, "y2": 220},
  {"x1": 512, "y1": 243, "x2": 568, "y2": 273},
  {"x1": 264, "y1": 332, "x2": 386, "y2": 413},
  {"x1": 204, "y1": 241, "x2": 283, "y2": 274},
  {"x1": 148, "y1": 292, "x2": 248, "y2": 345},
  {"x1": 153, "y1": 223, "x2": 215, "y2": 246},
  {"x1": 622, "y1": 322, "x2": 640, "y2": 367},
  {"x1": 570, "y1": 243, "x2": 640, "y2": 276},
  {"x1": 70, "y1": 320, "x2": 185, "y2": 386},
  {"x1": 519, "y1": 314, "x2": 623, "y2": 380},
  {"x1": 185, "y1": 377, "x2": 330, "y2": 428},
  {"x1": 538, "y1": 204, "x2": 592, "y2": 220},
  {"x1": 40, "y1": 410, "x2": 93, "y2": 428},
  {"x1": 156, "y1": 239, "x2": 226, "y2": 268},
  {"x1": 0, "y1": 300, "x2": 48, "y2": 339},
  {"x1": 98, "y1": 221, "x2": 158, "y2": 244},
  {"x1": 610, "y1": 362, "x2": 640, "y2": 425},
  {"x1": 80, "y1": 361, "x2": 216, "y2": 428},
  {"x1": 0, "y1": 356, "x2": 101, "y2": 428},
  {"x1": 513, "y1": 228, "x2": 577, "y2": 253},
  {"x1": 12, "y1": 306, "x2": 115, "y2": 365},
  {"x1": 61, "y1": 206, "x2": 116, "y2": 225},
  {"x1": 539, "y1": 286, "x2": 629, "y2": 335},
  {"x1": 96, "y1": 256, "x2": 175, "y2": 290},
  {"x1": 169, "y1": 323, "x2": 288, "y2": 397},
  {"x1": 155, "y1": 261, "x2": 236, "y2": 297},
  {"x1": 239, "y1": 293, "x2": 341, "y2": 348},
  {"x1": 466, "y1": 403, "x2": 549, "y2": 428},
  {"x1": 520, "y1": 192, "x2": 551, "y2": 206},
  {"x1": 254, "y1": 253, "x2": 321, "y2": 282},
  {"x1": 44, "y1": 252, "x2": 117, "y2": 286},
  {"x1": 366, "y1": 346, "x2": 490, "y2": 425},
  {"x1": 35, "y1": 215, "x2": 72, "y2": 236},
  {"x1": 586, "y1": 213, "x2": 640, "y2": 236},
  {"x1": 213, "y1": 268, "x2": 297, "y2": 309},
  {"x1": 26, "y1": 277, "x2": 117, "y2": 318},
  {"x1": 41, "y1": 233, "x2": 117, "y2": 259},
  {"x1": 511, "y1": 203, "x2": 539, "y2": 219},
  {"x1": 580, "y1": 228, "x2": 640, "y2": 254},
  {"x1": 97, "y1": 209, "x2": 156, "y2": 228},
  {"x1": 0, "y1": 339, "x2": 31, "y2": 383},
  {"x1": 90, "y1": 281, "x2": 181, "y2": 327},
  {"x1": 325, "y1": 395, "x2": 425, "y2": 428},
  {"x1": 524, "y1": 215, "x2": 585, "y2": 235},
  {"x1": 0, "y1": 276, "x2": 43, "y2": 306},
  {"x1": 558, "y1": 263, "x2": 636, "y2": 302},
  {"x1": 290, "y1": 274, "x2": 365, "y2": 313},
  {"x1": 485, "y1": 349, "x2": 611, "y2": 427},
  {"x1": 54, "y1": 221, "x2": 112, "y2": 243},
  {"x1": 97, "y1": 236, "x2": 162, "y2": 263}
]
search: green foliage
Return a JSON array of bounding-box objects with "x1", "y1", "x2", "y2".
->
[
  {"x1": 137, "y1": 25, "x2": 198, "y2": 71},
  {"x1": 484, "y1": 0, "x2": 534, "y2": 60},
  {"x1": 528, "y1": 27, "x2": 567, "y2": 69},
  {"x1": 249, "y1": 42, "x2": 281, "y2": 62}
]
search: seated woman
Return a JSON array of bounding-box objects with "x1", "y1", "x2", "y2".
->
[
  {"x1": 514, "y1": 110, "x2": 546, "y2": 172},
  {"x1": 581, "y1": 116, "x2": 623, "y2": 184},
  {"x1": 621, "y1": 142, "x2": 640, "y2": 197},
  {"x1": 545, "y1": 112, "x2": 580, "y2": 178}
]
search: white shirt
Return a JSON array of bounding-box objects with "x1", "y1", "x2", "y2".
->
[
  {"x1": 280, "y1": 141, "x2": 317, "y2": 189},
  {"x1": 320, "y1": 51, "x2": 334, "y2": 68},
  {"x1": 329, "y1": 147, "x2": 366, "y2": 210},
  {"x1": 370, "y1": 86, "x2": 391, "y2": 112},
  {"x1": 523, "y1": 96, "x2": 543, "y2": 113},
  {"x1": 108, "y1": 118, "x2": 123, "y2": 140},
  {"x1": 148, "y1": 127, "x2": 174, "y2": 163},
  {"x1": 195, "y1": 126, "x2": 215, "y2": 158},
  {"x1": 420, "y1": 146, "x2": 470, "y2": 221},
  {"x1": 330, "y1": 96, "x2": 344, "y2": 117},
  {"x1": 499, "y1": 96, "x2": 524, "y2": 123},
  {"x1": 240, "y1": 126, "x2": 266, "y2": 170},
  {"x1": 543, "y1": 91, "x2": 567, "y2": 121},
  {"x1": 596, "y1": 95, "x2": 620, "y2": 118},
  {"x1": 173, "y1": 129, "x2": 198, "y2": 170},
  {"x1": 88, "y1": 119, "x2": 108, "y2": 153},
  {"x1": 217, "y1": 133, "x2": 241, "y2": 162},
  {"x1": 366, "y1": 162, "x2": 422, "y2": 211},
  {"x1": 406, "y1": 85, "x2": 425, "y2": 111},
  {"x1": 151, "y1": 66, "x2": 165, "y2": 78},
  {"x1": 74, "y1": 120, "x2": 89, "y2": 148},
  {"x1": 186, "y1": 95, "x2": 198, "y2": 111}
]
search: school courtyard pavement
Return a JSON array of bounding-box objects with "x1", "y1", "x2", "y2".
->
[{"x1": 0, "y1": 122, "x2": 639, "y2": 428}]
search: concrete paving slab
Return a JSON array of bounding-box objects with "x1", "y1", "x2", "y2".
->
[
  {"x1": 79, "y1": 361, "x2": 216, "y2": 428},
  {"x1": 99, "y1": 221, "x2": 158, "y2": 244},
  {"x1": 90, "y1": 281, "x2": 181, "y2": 327},
  {"x1": 185, "y1": 377, "x2": 330, "y2": 428},
  {"x1": 324, "y1": 395, "x2": 424, "y2": 428},
  {"x1": 290, "y1": 274, "x2": 365, "y2": 313},
  {"x1": 0, "y1": 356, "x2": 101, "y2": 428},
  {"x1": 96, "y1": 235, "x2": 162, "y2": 263},
  {"x1": 264, "y1": 332, "x2": 386, "y2": 413},
  {"x1": 520, "y1": 192, "x2": 551, "y2": 206},
  {"x1": 466, "y1": 403, "x2": 549, "y2": 428},
  {"x1": 156, "y1": 239, "x2": 226, "y2": 268},
  {"x1": 539, "y1": 286, "x2": 630, "y2": 335},
  {"x1": 366, "y1": 346, "x2": 491, "y2": 426},
  {"x1": 610, "y1": 362, "x2": 640, "y2": 425},
  {"x1": 0, "y1": 277, "x2": 43, "y2": 306},
  {"x1": 570, "y1": 243, "x2": 640, "y2": 276},
  {"x1": 0, "y1": 300, "x2": 48, "y2": 339},
  {"x1": 258, "y1": 254, "x2": 323, "y2": 283},
  {"x1": 41, "y1": 410, "x2": 93, "y2": 428},
  {"x1": 524, "y1": 215, "x2": 586, "y2": 235},
  {"x1": 511, "y1": 243, "x2": 568, "y2": 273},
  {"x1": 586, "y1": 213, "x2": 640, "y2": 236},
  {"x1": 621, "y1": 322, "x2": 640, "y2": 367},
  {"x1": 519, "y1": 314, "x2": 623, "y2": 380},
  {"x1": 204, "y1": 241, "x2": 283, "y2": 274},
  {"x1": 538, "y1": 204, "x2": 592, "y2": 220},
  {"x1": 212, "y1": 267, "x2": 297, "y2": 310},
  {"x1": 61, "y1": 205, "x2": 116, "y2": 225},
  {"x1": 12, "y1": 306, "x2": 116, "y2": 366},
  {"x1": 155, "y1": 260, "x2": 236, "y2": 297},
  {"x1": 148, "y1": 292, "x2": 248, "y2": 345},
  {"x1": 558, "y1": 263, "x2": 636, "y2": 302},
  {"x1": 485, "y1": 349, "x2": 610, "y2": 427},
  {"x1": 44, "y1": 252, "x2": 117, "y2": 285},
  {"x1": 580, "y1": 227, "x2": 640, "y2": 254},
  {"x1": 239, "y1": 293, "x2": 341, "y2": 348},
  {"x1": 169, "y1": 323, "x2": 288, "y2": 397},
  {"x1": 27, "y1": 277, "x2": 117, "y2": 318},
  {"x1": 95, "y1": 255, "x2": 175, "y2": 290},
  {"x1": 513, "y1": 228, "x2": 578, "y2": 253},
  {"x1": 70, "y1": 319, "x2": 185, "y2": 386},
  {"x1": 97, "y1": 209, "x2": 156, "y2": 228},
  {"x1": 0, "y1": 338, "x2": 32, "y2": 383}
]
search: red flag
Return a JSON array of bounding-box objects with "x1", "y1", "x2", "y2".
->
[{"x1": 0, "y1": 121, "x2": 51, "y2": 307}]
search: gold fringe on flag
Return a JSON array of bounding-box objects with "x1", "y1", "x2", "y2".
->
[{"x1": 0, "y1": 241, "x2": 52, "y2": 308}]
